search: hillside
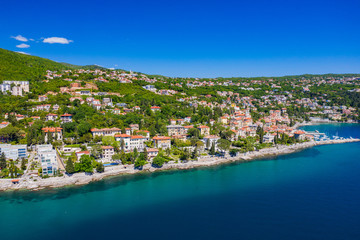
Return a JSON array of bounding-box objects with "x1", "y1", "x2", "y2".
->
[{"x1": 0, "y1": 48, "x2": 73, "y2": 81}]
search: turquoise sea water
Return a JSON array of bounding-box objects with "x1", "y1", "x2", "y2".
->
[{"x1": 0, "y1": 124, "x2": 360, "y2": 240}]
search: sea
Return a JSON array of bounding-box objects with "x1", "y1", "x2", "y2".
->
[{"x1": 0, "y1": 123, "x2": 359, "y2": 240}]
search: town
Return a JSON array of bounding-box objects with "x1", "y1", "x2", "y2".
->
[{"x1": 0, "y1": 61, "x2": 359, "y2": 183}]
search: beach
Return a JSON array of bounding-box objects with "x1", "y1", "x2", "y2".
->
[{"x1": 1, "y1": 138, "x2": 359, "y2": 191}]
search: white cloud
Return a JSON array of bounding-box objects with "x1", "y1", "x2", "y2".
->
[
  {"x1": 16, "y1": 43, "x2": 30, "y2": 48},
  {"x1": 16, "y1": 51, "x2": 30, "y2": 55},
  {"x1": 29, "y1": 38, "x2": 35, "y2": 41},
  {"x1": 42, "y1": 37, "x2": 73, "y2": 44},
  {"x1": 11, "y1": 35, "x2": 28, "y2": 42}
]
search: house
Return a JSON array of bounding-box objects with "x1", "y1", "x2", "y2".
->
[
  {"x1": 115, "y1": 134, "x2": 146, "y2": 152},
  {"x1": 151, "y1": 106, "x2": 161, "y2": 112},
  {"x1": 146, "y1": 148, "x2": 159, "y2": 159},
  {"x1": 203, "y1": 135, "x2": 220, "y2": 149},
  {"x1": 42, "y1": 127, "x2": 63, "y2": 142},
  {"x1": 16, "y1": 114, "x2": 25, "y2": 121},
  {"x1": 129, "y1": 124, "x2": 139, "y2": 132},
  {"x1": 53, "y1": 104, "x2": 60, "y2": 111},
  {"x1": 153, "y1": 136, "x2": 171, "y2": 149},
  {"x1": 101, "y1": 146, "x2": 114, "y2": 161},
  {"x1": 197, "y1": 125, "x2": 210, "y2": 136},
  {"x1": 167, "y1": 125, "x2": 185, "y2": 136},
  {"x1": 91, "y1": 128, "x2": 121, "y2": 137},
  {"x1": 38, "y1": 95, "x2": 48, "y2": 102},
  {"x1": 263, "y1": 133, "x2": 275, "y2": 143},
  {"x1": 76, "y1": 151, "x2": 90, "y2": 161},
  {"x1": 0, "y1": 122, "x2": 9, "y2": 129},
  {"x1": 45, "y1": 113, "x2": 58, "y2": 122},
  {"x1": 60, "y1": 113, "x2": 73, "y2": 123},
  {"x1": 294, "y1": 130, "x2": 306, "y2": 141}
]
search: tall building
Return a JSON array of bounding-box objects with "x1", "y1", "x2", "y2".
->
[
  {"x1": 36, "y1": 144, "x2": 58, "y2": 176},
  {"x1": 0, "y1": 144, "x2": 27, "y2": 160}
]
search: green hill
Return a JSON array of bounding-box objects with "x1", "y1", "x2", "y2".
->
[
  {"x1": 0, "y1": 48, "x2": 72, "y2": 81},
  {"x1": 0, "y1": 49, "x2": 110, "y2": 81}
]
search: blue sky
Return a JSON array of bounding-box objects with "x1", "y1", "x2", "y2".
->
[{"x1": 1, "y1": 0, "x2": 360, "y2": 77}]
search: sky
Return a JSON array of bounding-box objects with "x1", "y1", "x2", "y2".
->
[{"x1": 1, "y1": 0, "x2": 360, "y2": 78}]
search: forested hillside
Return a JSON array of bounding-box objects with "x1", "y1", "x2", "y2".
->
[{"x1": 0, "y1": 48, "x2": 70, "y2": 81}]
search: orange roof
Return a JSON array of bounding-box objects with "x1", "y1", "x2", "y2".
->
[
  {"x1": 294, "y1": 130, "x2": 305, "y2": 134},
  {"x1": 76, "y1": 151, "x2": 90, "y2": 154},
  {"x1": 101, "y1": 146, "x2": 114, "y2": 149},
  {"x1": 147, "y1": 148, "x2": 159, "y2": 152},
  {"x1": 153, "y1": 136, "x2": 171, "y2": 140},
  {"x1": 131, "y1": 135, "x2": 145, "y2": 139},
  {"x1": 115, "y1": 134, "x2": 131, "y2": 138},
  {"x1": 42, "y1": 127, "x2": 62, "y2": 132},
  {"x1": 198, "y1": 125, "x2": 209, "y2": 128}
]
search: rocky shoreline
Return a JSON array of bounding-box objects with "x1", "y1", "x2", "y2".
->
[{"x1": 1, "y1": 138, "x2": 359, "y2": 192}]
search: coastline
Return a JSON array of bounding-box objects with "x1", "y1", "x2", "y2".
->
[
  {"x1": 293, "y1": 120, "x2": 359, "y2": 129},
  {"x1": 1, "y1": 138, "x2": 359, "y2": 192}
]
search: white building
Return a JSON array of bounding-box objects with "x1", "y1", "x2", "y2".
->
[
  {"x1": 115, "y1": 134, "x2": 146, "y2": 152},
  {"x1": 101, "y1": 146, "x2": 114, "y2": 161},
  {"x1": 0, "y1": 144, "x2": 27, "y2": 160},
  {"x1": 3, "y1": 81, "x2": 29, "y2": 92},
  {"x1": 36, "y1": 145, "x2": 58, "y2": 176}
]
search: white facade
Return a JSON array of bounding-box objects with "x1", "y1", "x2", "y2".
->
[
  {"x1": 37, "y1": 144, "x2": 58, "y2": 176},
  {"x1": 0, "y1": 144, "x2": 27, "y2": 160}
]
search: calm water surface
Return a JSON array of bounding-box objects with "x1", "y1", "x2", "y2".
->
[{"x1": 0, "y1": 123, "x2": 359, "y2": 240}]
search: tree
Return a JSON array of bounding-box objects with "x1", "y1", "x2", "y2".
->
[
  {"x1": 65, "y1": 157, "x2": 75, "y2": 174},
  {"x1": 0, "y1": 152, "x2": 6, "y2": 169},
  {"x1": 206, "y1": 139, "x2": 210, "y2": 149},
  {"x1": 152, "y1": 155, "x2": 165, "y2": 168},
  {"x1": 191, "y1": 147, "x2": 199, "y2": 160},
  {"x1": 143, "y1": 147, "x2": 148, "y2": 161},
  {"x1": 134, "y1": 153, "x2": 147, "y2": 169},
  {"x1": 91, "y1": 145, "x2": 102, "y2": 159},
  {"x1": 187, "y1": 128, "x2": 200, "y2": 138},
  {"x1": 96, "y1": 162, "x2": 105, "y2": 173},
  {"x1": 79, "y1": 155, "x2": 93, "y2": 173},
  {"x1": 217, "y1": 139, "x2": 231, "y2": 154},
  {"x1": 209, "y1": 142, "x2": 216, "y2": 155},
  {"x1": 21, "y1": 158, "x2": 26, "y2": 170}
]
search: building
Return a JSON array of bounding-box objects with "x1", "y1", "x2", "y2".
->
[
  {"x1": 0, "y1": 144, "x2": 27, "y2": 160},
  {"x1": 45, "y1": 113, "x2": 57, "y2": 121},
  {"x1": 38, "y1": 95, "x2": 48, "y2": 102},
  {"x1": 12, "y1": 86, "x2": 23, "y2": 96},
  {"x1": 76, "y1": 151, "x2": 90, "y2": 161},
  {"x1": 167, "y1": 125, "x2": 185, "y2": 136},
  {"x1": 3, "y1": 81, "x2": 29, "y2": 92},
  {"x1": 146, "y1": 148, "x2": 159, "y2": 159},
  {"x1": 36, "y1": 144, "x2": 58, "y2": 176},
  {"x1": 151, "y1": 106, "x2": 161, "y2": 112},
  {"x1": 0, "y1": 122, "x2": 10, "y2": 129},
  {"x1": 0, "y1": 81, "x2": 29, "y2": 96},
  {"x1": 115, "y1": 134, "x2": 147, "y2": 152},
  {"x1": 197, "y1": 125, "x2": 210, "y2": 136},
  {"x1": 101, "y1": 146, "x2": 114, "y2": 161},
  {"x1": 153, "y1": 136, "x2": 171, "y2": 149},
  {"x1": 294, "y1": 130, "x2": 306, "y2": 141},
  {"x1": 60, "y1": 113, "x2": 73, "y2": 123},
  {"x1": 203, "y1": 135, "x2": 220, "y2": 149},
  {"x1": 91, "y1": 128, "x2": 121, "y2": 137},
  {"x1": 42, "y1": 127, "x2": 63, "y2": 142},
  {"x1": 263, "y1": 133, "x2": 275, "y2": 143}
]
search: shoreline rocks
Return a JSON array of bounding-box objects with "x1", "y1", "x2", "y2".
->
[{"x1": 0, "y1": 138, "x2": 359, "y2": 192}]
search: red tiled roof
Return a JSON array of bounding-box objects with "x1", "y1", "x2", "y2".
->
[{"x1": 153, "y1": 136, "x2": 171, "y2": 140}]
